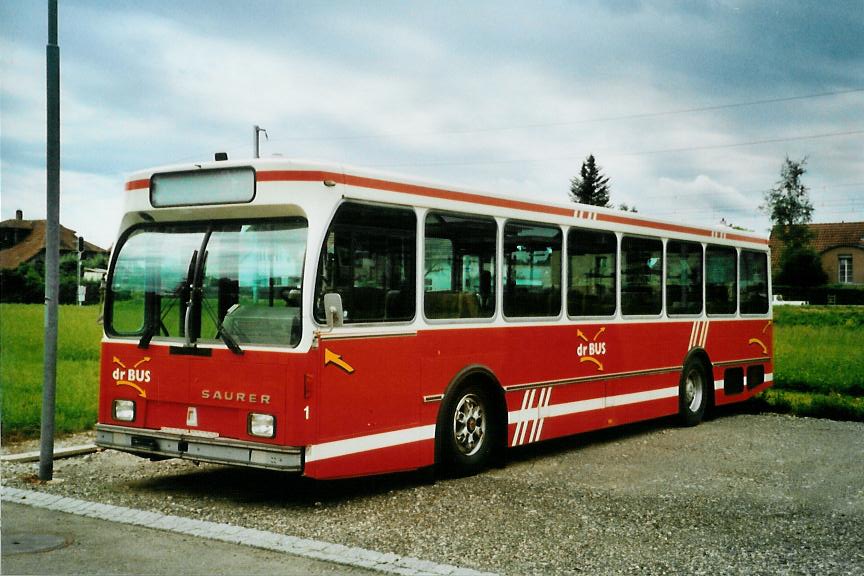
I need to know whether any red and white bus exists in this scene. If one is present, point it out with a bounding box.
[96,158,773,479]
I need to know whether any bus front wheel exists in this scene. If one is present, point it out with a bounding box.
[439,383,498,476]
[678,358,709,426]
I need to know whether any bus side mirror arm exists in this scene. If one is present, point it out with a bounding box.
[323,293,344,328]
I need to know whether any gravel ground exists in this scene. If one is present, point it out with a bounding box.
[3,408,863,575]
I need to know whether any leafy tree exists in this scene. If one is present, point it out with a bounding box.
[762,157,826,287]
[617,203,638,213]
[570,154,611,207]
[775,245,827,287]
[762,156,814,251]
[0,251,108,304]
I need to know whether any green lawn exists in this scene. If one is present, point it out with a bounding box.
[765,306,864,420]
[0,304,103,440]
[1,303,862,440]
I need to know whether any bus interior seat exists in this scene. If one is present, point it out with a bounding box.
[385,288,414,320]
[425,290,482,319]
[348,287,386,321]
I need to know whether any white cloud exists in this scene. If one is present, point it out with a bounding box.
[2,0,860,250]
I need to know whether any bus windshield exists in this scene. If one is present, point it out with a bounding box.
[107,217,307,348]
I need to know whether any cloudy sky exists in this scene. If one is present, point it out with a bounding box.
[2,1,862,248]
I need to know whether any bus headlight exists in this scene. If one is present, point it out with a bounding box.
[113,399,136,422]
[248,413,276,438]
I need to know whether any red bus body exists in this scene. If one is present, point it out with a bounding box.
[96,160,772,479]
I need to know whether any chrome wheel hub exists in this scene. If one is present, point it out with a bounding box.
[685,369,703,413]
[453,393,485,456]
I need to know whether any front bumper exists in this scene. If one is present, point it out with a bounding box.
[96,424,303,472]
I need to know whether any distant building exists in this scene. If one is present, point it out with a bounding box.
[769,221,864,285]
[83,267,108,283]
[0,209,109,270]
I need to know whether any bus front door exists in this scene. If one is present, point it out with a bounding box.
[309,333,421,478]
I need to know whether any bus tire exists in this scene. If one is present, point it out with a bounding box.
[438,383,497,477]
[678,357,709,427]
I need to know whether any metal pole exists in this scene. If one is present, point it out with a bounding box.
[77,240,82,306]
[253,125,267,159]
[40,0,60,481]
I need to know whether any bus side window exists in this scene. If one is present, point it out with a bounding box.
[666,240,703,316]
[740,250,768,314]
[706,245,737,315]
[567,228,616,317]
[314,202,416,324]
[424,211,496,319]
[503,221,562,318]
[621,235,663,316]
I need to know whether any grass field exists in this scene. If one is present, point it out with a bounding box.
[0,304,862,440]
[763,305,864,420]
[0,304,103,440]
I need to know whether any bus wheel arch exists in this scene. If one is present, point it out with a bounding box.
[435,366,506,476]
[678,349,713,426]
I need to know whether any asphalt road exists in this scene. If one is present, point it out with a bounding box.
[1,502,377,576]
[3,408,863,575]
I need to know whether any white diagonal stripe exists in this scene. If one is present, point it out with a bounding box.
[512,390,532,446]
[534,387,552,441]
[517,389,537,445]
[700,320,710,348]
[528,388,548,443]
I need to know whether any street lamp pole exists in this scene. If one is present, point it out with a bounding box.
[254,125,267,158]
[40,0,61,481]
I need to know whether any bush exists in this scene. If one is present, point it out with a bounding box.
[775,245,828,287]
[0,252,106,305]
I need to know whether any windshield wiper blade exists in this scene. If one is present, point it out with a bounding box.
[138,321,157,349]
[139,290,161,349]
[217,324,243,355]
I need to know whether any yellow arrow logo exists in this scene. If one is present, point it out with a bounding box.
[580,356,604,371]
[324,349,355,374]
[112,356,127,369]
[577,329,589,342]
[593,327,606,341]
[133,357,151,368]
[748,338,768,355]
[116,380,147,398]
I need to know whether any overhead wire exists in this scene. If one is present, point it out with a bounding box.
[161,87,863,165]
[268,87,864,143]
[369,129,864,168]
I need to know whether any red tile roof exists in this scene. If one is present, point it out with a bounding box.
[769,221,864,269]
[0,219,108,270]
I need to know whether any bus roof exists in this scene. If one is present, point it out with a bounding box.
[124,157,768,246]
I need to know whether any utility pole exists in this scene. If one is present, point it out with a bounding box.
[254,125,267,158]
[40,0,60,481]
[77,236,84,306]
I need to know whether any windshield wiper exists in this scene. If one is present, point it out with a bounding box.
[138,317,157,349]
[217,324,243,355]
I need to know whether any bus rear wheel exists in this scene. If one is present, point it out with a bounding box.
[678,358,709,426]
[439,384,497,476]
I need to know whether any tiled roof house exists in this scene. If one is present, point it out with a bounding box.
[769,221,864,285]
[0,210,108,271]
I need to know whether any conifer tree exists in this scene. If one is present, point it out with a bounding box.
[569,154,611,207]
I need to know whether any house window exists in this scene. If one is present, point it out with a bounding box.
[839,255,853,284]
